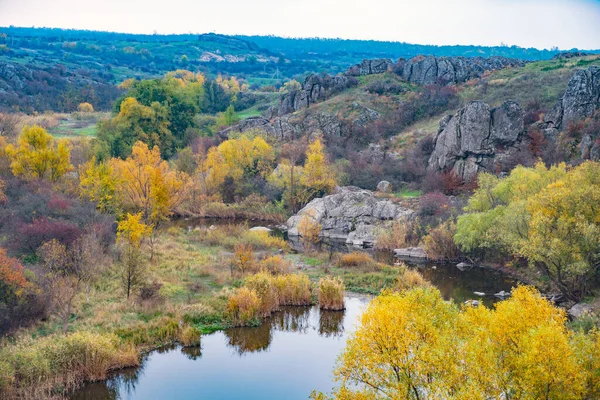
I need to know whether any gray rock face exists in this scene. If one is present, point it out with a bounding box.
[428,100,525,180]
[286,186,413,247]
[276,73,355,116]
[376,180,392,193]
[544,66,600,130]
[400,55,526,85]
[347,59,393,76]
[568,303,595,319]
[393,247,427,260]
[552,52,590,60]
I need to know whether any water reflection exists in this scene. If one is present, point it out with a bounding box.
[72,300,359,400]
[319,310,345,338]
[223,305,341,355]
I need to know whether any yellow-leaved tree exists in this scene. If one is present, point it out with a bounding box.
[5,125,73,182]
[198,133,275,199]
[315,286,598,400]
[111,141,189,226]
[116,213,152,299]
[79,157,118,214]
[301,138,336,198]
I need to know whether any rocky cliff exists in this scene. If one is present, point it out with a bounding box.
[543,66,600,131]
[428,100,525,180]
[286,186,413,247]
[346,59,393,76]
[399,56,526,85]
[275,74,356,116]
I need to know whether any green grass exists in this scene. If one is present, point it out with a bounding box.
[49,117,102,138]
[394,188,422,198]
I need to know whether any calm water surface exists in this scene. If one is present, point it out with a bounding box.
[73,220,517,399]
[72,297,367,400]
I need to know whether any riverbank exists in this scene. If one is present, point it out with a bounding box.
[0,222,527,398]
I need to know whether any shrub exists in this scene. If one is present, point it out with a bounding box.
[179,326,201,347]
[395,265,429,291]
[422,221,460,261]
[227,287,260,326]
[258,255,291,275]
[230,244,257,276]
[375,219,421,250]
[0,331,138,397]
[418,191,450,217]
[273,274,312,306]
[297,214,322,244]
[339,252,373,267]
[245,272,279,317]
[318,276,345,311]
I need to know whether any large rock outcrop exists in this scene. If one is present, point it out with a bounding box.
[428,100,525,180]
[543,66,600,131]
[286,186,413,247]
[276,74,355,116]
[347,59,393,76]
[400,56,526,85]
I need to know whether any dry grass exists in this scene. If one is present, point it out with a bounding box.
[318,276,345,311]
[227,287,261,326]
[0,331,138,398]
[197,224,288,251]
[395,265,430,292]
[273,274,312,306]
[421,221,459,261]
[245,272,280,317]
[258,255,292,275]
[375,218,421,250]
[338,252,381,270]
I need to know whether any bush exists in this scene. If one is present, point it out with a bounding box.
[339,252,373,267]
[245,272,279,317]
[422,221,460,261]
[179,326,201,347]
[0,331,138,397]
[298,214,322,244]
[273,274,312,306]
[227,287,261,326]
[230,244,257,276]
[375,219,421,250]
[395,265,429,291]
[318,276,345,311]
[258,255,291,275]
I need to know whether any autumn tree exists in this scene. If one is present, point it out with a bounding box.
[198,133,275,199]
[0,248,29,333]
[38,233,101,333]
[268,139,307,212]
[117,213,152,299]
[301,138,336,199]
[79,157,118,214]
[111,141,189,227]
[317,286,595,400]
[77,102,94,113]
[455,162,600,301]
[5,125,73,182]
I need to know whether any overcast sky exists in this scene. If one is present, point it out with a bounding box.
[0,0,599,49]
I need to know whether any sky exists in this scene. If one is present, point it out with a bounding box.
[0,0,599,50]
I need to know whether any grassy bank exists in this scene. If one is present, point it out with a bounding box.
[0,224,429,398]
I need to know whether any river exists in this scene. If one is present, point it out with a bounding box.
[71,219,517,399]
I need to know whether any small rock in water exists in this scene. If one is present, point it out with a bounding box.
[456,262,471,271]
[494,290,510,299]
[208,225,217,230]
[431,265,437,270]
[473,292,485,297]
[464,300,480,307]
[250,226,272,232]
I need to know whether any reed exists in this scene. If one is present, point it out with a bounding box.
[318,276,345,311]
[273,274,312,306]
[227,287,261,326]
